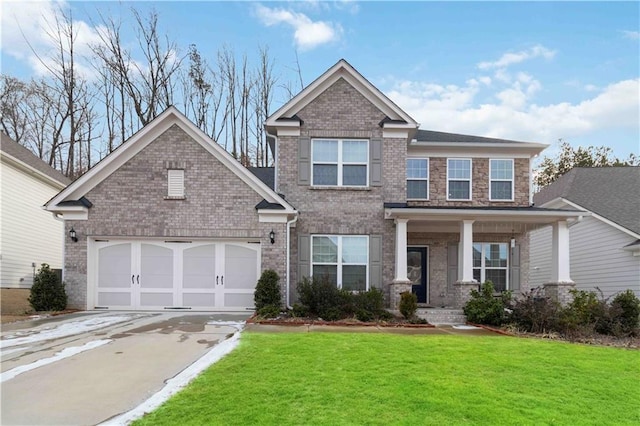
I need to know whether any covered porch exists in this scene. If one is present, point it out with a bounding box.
[384,205,587,309]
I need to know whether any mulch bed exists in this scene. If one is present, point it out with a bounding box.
[247,314,435,328]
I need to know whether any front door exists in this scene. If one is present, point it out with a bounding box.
[407,247,428,304]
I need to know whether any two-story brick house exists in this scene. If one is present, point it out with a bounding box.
[46,59,583,312]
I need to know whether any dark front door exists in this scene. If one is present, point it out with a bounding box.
[407,247,428,304]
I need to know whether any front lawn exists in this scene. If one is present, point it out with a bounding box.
[134,332,639,425]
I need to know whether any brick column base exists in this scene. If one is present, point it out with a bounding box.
[390,280,412,310]
[454,281,480,308]
[543,282,576,306]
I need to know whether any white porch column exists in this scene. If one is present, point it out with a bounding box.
[550,220,573,283]
[458,220,475,282]
[394,218,409,282]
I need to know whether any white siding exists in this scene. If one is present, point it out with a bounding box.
[529,216,640,298]
[0,161,65,288]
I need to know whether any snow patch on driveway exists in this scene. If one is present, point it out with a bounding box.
[0,315,143,349]
[102,322,245,426]
[1,339,112,383]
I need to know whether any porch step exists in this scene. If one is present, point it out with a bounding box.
[417,308,467,325]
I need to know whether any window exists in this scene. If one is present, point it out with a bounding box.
[167,169,184,197]
[473,243,509,292]
[312,139,368,186]
[311,235,368,291]
[490,159,514,201]
[407,158,429,199]
[447,158,472,200]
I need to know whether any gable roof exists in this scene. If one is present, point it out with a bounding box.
[0,132,71,188]
[416,130,535,145]
[45,107,295,214]
[534,166,640,235]
[266,59,418,130]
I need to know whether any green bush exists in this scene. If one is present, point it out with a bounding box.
[254,269,281,311]
[510,287,560,333]
[609,290,640,335]
[399,292,418,320]
[463,281,511,326]
[257,305,281,319]
[353,287,389,321]
[29,263,67,311]
[290,303,308,318]
[297,275,350,321]
[558,289,609,337]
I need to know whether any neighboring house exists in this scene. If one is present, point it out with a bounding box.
[46,60,583,312]
[529,167,640,298]
[1,132,71,287]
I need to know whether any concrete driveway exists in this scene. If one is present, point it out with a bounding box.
[1,311,249,426]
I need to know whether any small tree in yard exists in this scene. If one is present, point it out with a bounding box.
[254,269,281,317]
[29,263,67,311]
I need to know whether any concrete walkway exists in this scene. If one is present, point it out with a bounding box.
[1,312,248,426]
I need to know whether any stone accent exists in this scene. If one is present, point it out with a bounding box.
[454,281,480,308]
[64,124,287,309]
[390,281,412,310]
[543,282,576,306]
[416,309,467,325]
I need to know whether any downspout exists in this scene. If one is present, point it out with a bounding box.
[286,214,298,309]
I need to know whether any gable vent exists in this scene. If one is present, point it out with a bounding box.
[167,169,185,197]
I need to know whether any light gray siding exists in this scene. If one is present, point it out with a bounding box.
[529,216,640,298]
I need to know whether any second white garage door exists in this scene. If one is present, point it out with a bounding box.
[94,240,260,311]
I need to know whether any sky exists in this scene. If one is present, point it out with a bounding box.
[1,1,639,160]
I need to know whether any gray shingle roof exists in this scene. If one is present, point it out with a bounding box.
[415,129,532,144]
[248,167,275,190]
[0,132,71,186]
[534,167,640,235]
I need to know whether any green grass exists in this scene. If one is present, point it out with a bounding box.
[134,332,640,425]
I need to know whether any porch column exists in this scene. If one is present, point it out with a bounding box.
[544,220,575,305]
[391,218,411,310]
[458,220,475,282]
[394,218,409,282]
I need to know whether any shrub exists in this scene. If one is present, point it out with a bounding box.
[609,290,640,335]
[558,289,609,337]
[29,263,67,311]
[290,303,308,318]
[510,287,560,333]
[399,292,418,320]
[254,269,281,311]
[257,305,281,319]
[463,281,511,326]
[297,275,350,321]
[353,288,388,321]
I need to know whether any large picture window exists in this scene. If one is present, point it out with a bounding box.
[312,139,368,186]
[311,235,368,291]
[407,158,429,199]
[473,242,509,292]
[490,159,514,201]
[447,158,472,200]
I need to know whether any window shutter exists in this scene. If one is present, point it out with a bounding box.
[510,244,521,293]
[167,169,184,197]
[369,235,383,289]
[370,138,382,187]
[447,243,458,290]
[298,234,311,282]
[298,137,311,185]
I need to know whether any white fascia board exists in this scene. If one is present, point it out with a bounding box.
[258,210,296,223]
[1,153,68,190]
[384,207,587,223]
[551,198,640,240]
[408,142,546,159]
[276,128,301,137]
[266,60,417,127]
[47,106,295,213]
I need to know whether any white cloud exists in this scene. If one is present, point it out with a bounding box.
[622,30,640,40]
[478,45,556,70]
[254,4,342,51]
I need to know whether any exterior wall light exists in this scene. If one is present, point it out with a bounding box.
[269,229,275,244]
[69,227,78,242]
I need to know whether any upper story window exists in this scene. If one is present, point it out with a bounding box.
[489,159,514,201]
[167,169,185,198]
[311,235,369,291]
[407,158,429,199]
[312,139,368,187]
[447,158,472,200]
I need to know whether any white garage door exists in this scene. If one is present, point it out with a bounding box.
[94,240,260,311]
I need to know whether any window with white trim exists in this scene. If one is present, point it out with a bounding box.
[407,158,429,199]
[447,158,472,200]
[311,235,368,291]
[473,243,509,292]
[312,139,368,186]
[490,159,514,201]
[167,169,185,197]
